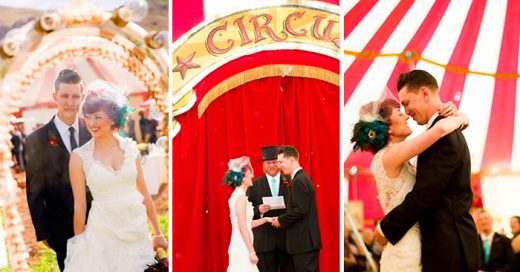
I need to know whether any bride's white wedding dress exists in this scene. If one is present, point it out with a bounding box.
[64,136,155,272]
[371,146,422,271]
[227,188,259,272]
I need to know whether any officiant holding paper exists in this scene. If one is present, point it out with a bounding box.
[247,146,293,272]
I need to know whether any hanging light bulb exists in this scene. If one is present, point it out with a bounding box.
[0,28,24,58]
[145,30,168,49]
[35,11,61,33]
[111,0,149,27]
[125,0,149,22]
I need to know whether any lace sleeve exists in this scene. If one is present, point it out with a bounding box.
[120,137,139,161]
[73,140,93,174]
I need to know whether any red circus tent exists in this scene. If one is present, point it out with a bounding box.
[172,0,340,271]
[344,0,520,229]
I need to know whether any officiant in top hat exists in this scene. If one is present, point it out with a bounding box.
[247,146,293,271]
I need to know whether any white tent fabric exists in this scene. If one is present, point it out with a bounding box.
[21,57,145,109]
[343,0,520,174]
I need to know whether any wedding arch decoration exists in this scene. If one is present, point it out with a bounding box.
[0,0,168,269]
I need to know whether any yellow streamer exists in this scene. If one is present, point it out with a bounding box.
[344,49,520,80]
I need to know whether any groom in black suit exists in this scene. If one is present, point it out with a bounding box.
[25,69,92,271]
[272,146,321,272]
[376,70,480,271]
[247,146,293,272]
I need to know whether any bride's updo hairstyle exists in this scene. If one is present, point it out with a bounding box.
[223,156,253,190]
[81,80,132,129]
[351,99,400,153]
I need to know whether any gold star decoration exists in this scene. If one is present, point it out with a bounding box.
[172,52,201,80]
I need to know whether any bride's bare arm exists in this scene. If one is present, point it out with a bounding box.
[136,155,168,250]
[236,196,258,263]
[69,152,86,235]
[252,216,272,228]
[383,113,469,176]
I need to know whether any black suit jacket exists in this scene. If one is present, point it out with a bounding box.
[380,117,480,272]
[247,174,289,253]
[278,169,322,255]
[25,117,92,242]
[479,233,514,272]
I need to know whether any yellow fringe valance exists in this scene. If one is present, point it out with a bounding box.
[198,64,339,118]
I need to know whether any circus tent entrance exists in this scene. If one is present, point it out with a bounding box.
[171,1,340,271]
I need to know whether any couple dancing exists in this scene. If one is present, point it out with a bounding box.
[25,69,167,271]
[352,70,481,271]
[224,146,321,272]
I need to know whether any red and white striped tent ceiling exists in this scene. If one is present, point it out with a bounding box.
[343,0,520,174]
[21,56,146,109]
[172,0,338,41]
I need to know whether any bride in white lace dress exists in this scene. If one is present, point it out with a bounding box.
[224,156,274,272]
[64,81,168,271]
[351,99,468,271]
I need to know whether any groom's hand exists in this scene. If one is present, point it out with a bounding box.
[374,230,388,246]
[271,217,281,228]
[259,204,270,214]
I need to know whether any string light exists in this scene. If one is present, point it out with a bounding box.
[344,49,520,80]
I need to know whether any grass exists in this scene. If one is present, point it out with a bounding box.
[29,244,59,271]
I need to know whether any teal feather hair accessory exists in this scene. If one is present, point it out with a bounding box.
[115,105,134,129]
[222,170,244,187]
[351,120,388,153]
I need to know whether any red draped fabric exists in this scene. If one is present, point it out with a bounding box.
[172,76,339,271]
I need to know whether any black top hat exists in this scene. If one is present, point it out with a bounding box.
[260,146,280,161]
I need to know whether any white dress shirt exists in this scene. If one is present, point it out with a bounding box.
[291,166,303,180]
[54,115,79,153]
[426,112,439,129]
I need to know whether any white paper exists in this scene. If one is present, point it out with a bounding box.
[262,196,286,210]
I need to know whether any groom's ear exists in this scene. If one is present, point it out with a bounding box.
[420,87,430,102]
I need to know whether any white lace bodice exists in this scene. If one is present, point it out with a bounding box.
[371,147,417,214]
[74,135,141,202]
[371,146,422,271]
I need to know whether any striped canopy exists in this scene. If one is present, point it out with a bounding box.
[21,57,145,109]
[343,0,520,174]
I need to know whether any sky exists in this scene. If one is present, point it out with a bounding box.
[0,0,128,11]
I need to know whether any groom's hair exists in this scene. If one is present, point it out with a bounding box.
[397,70,438,93]
[55,68,83,92]
[278,145,299,160]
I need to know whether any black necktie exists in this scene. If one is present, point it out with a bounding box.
[69,127,78,151]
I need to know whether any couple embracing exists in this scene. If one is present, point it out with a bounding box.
[352,70,481,271]
[25,69,168,271]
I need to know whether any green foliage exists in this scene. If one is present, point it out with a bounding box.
[153,210,170,241]
[29,244,59,271]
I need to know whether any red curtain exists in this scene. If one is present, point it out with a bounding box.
[173,76,339,271]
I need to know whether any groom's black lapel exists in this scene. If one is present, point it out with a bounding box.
[48,117,69,155]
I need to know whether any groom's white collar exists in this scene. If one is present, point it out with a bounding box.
[426,112,439,129]
[291,167,303,180]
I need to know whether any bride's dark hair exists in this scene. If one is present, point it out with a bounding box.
[351,99,400,153]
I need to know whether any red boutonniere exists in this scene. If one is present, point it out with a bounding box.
[281,173,292,188]
[48,131,59,147]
